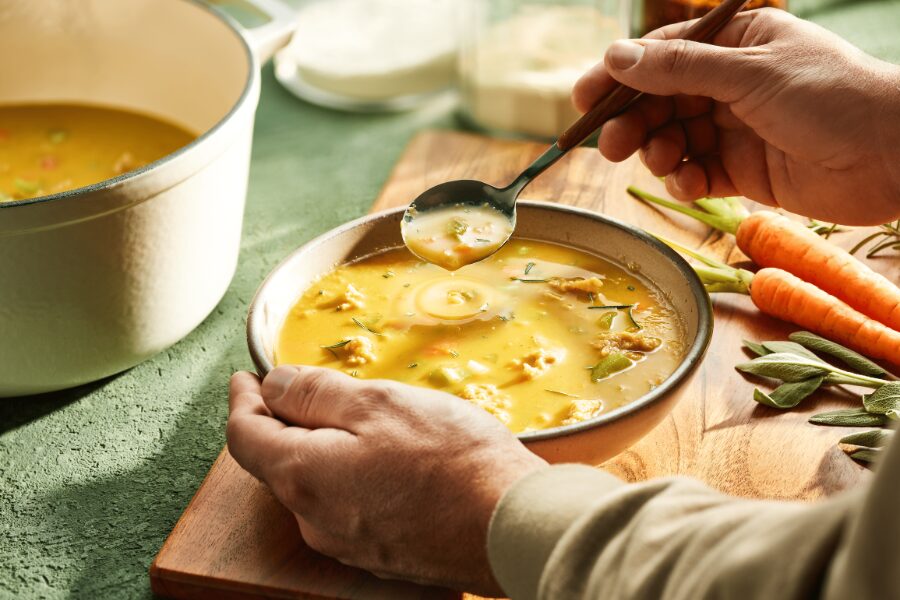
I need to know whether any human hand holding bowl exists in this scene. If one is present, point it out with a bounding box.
[226,366,546,595]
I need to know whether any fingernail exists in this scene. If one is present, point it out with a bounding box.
[669,173,686,197]
[263,365,299,400]
[608,40,645,70]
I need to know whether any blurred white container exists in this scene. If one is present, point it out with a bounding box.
[460,0,629,139]
[274,0,460,112]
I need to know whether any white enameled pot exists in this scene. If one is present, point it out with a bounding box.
[0,0,295,396]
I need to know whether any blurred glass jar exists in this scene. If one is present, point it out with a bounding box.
[459,0,629,139]
[273,0,460,112]
[635,0,787,36]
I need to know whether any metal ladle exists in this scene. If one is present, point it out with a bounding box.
[402,0,752,265]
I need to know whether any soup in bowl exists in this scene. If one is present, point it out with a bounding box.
[248,202,712,464]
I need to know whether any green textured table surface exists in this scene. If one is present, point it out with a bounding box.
[2,2,900,598]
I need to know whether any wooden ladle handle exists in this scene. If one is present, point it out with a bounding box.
[556,0,753,152]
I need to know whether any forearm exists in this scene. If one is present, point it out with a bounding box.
[487,451,896,600]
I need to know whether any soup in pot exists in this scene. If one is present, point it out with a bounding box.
[276,239,685,433]
[0,103,196,202]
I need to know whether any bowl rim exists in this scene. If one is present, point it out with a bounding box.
[247,201,713,443]
[0,0,257,211]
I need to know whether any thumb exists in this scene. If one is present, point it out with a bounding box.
[604,38,768,103]
[261,365,369,432]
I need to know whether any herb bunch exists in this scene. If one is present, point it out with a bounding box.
[850,220,900,258]
[739,331,898,466]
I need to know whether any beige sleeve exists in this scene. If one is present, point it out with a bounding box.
[488,435,900,600]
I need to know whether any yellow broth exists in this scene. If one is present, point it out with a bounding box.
[402,203,514,270]
[0,103,196,202]
[276,240,685,433]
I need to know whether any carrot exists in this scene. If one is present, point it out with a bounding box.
[630,187,900,332]
[738,212,900,331]
[660,237,900,368]
[750,268,900,367]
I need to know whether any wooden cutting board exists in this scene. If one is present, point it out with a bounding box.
[151,130,896,599]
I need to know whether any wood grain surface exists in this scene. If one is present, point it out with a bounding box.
[151,130,897,599]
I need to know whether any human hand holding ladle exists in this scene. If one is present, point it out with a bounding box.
[401,0,752,271]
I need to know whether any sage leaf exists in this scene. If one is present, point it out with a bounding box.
[788,331,887,377]
[761,341,822,362]
[862,382,900,419]
[753,388,781,408]
[849,448,881,464]
[809,408,887,427]
[591,352,632,381]
[752,376,825,409]
[743,339,770,357]
[825,373,871,386]
[839,429,894,447]
[736,352,830,382]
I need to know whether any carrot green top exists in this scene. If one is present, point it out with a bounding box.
[628,186,749,235]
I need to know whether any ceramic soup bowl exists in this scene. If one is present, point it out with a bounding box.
[247,202,713,465]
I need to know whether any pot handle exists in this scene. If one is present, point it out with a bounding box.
[222,0,297,63]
